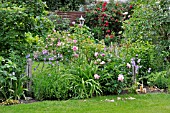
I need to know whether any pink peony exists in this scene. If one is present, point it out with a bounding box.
[57,42,61,46]
[72,46,78,51]
[100,53,105,57]
[118,74,124,82]
[73,40,77,43]
[94,74,100,79]
[73,53,79,58]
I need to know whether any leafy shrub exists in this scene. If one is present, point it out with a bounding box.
[0,0,53,100]
[47,12,70,31]
[43,0,85,11]
[123,0,170,62]
[0,56,28,100]
[147,71,168,89]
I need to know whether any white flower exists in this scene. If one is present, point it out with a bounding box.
[94,52,99,57]
[72,21,75,25]
[126,63,131,68]
[123,12,128,15]
[100,61,105,65]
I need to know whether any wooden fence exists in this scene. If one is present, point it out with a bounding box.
[54,11,86,25]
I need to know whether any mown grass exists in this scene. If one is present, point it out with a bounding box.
[0,93,170,113]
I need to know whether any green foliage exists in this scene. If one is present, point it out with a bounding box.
[32,64,75,100]
[43,0,85,11]
[47,12,70,31]
[123,0,170,61]
[0,56,28,100]
[0,0,53,101]
[85,1,133,44]
[147,71,168,89]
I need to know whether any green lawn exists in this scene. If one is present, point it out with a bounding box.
[1,93,170,113]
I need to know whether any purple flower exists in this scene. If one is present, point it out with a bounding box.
[131,58,136,66]
[44,58,46,61]
[26,54,30,59]
[42,50,48,55]
[49,57,54,61]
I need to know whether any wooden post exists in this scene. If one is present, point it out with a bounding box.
[26,58,32,96]
[132,65,136,84]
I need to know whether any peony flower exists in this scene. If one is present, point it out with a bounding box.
[57,42,61,46]
[100,53,105,57]
[94,74,100,79]
[73,53,79,58]
[100,61,105,65]
[72,46,78,51]
[127,63,131,68]
[118,74,124,82]
[73,40,77,43]
[94,52,99,57]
